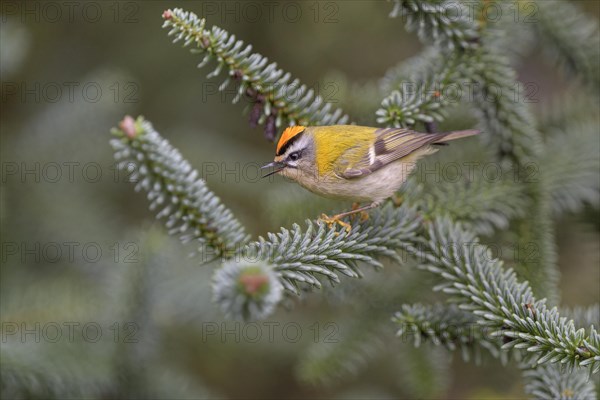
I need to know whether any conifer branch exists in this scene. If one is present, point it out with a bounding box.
[393,303,504,363]
[405,218,600,373]
[212,259,283,320]
[108,6,598,391]
[379,45,543,164]
[542,121,600,215]
[523,364,598,400]
[487,3,535,62]
[161,8,349,140]
[395,302,600,393]
[467,48,542,164]
[241,205,421,295]
[466,45,557,304]
[379,48,440,95]
[376,52,463,128]
[213,205,598,371]
[511,89,600,306]
[389,0,479,51]
[534,0,600,95]
[110,116,250,258]
[402,173,528,236]
[385,4,542,164]
[461,46,558,303]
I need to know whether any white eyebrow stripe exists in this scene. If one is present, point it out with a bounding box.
[284,135,308,157]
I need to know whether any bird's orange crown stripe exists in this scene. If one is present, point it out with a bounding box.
[276,126,306,155]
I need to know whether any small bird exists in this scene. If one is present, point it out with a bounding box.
[262,125,479,231]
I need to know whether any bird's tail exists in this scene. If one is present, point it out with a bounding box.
[435,129,480,143]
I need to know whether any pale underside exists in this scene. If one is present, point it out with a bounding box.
[281,146,437,203]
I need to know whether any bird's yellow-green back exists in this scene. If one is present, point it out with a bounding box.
[310,125,377,175]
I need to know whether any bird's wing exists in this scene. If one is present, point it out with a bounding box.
[333,128,448,179]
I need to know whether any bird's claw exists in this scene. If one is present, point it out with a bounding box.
[319,213,352,233]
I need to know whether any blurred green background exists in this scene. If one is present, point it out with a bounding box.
[1,1,599,398]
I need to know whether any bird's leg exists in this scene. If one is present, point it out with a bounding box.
[348,202,361,222]
[333,201,380,219]
[319,214,352,233]
[319,202,381,233]
[348,202,372,222]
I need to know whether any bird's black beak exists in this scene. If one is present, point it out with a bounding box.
[261,161,286,178]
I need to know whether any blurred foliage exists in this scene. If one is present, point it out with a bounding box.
[1,1,599,399]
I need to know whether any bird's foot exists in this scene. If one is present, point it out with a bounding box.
[319,213,352,233]
[349,202,363,222]
[319,202,381,233]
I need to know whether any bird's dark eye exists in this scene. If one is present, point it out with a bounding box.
[289,151,300,161]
